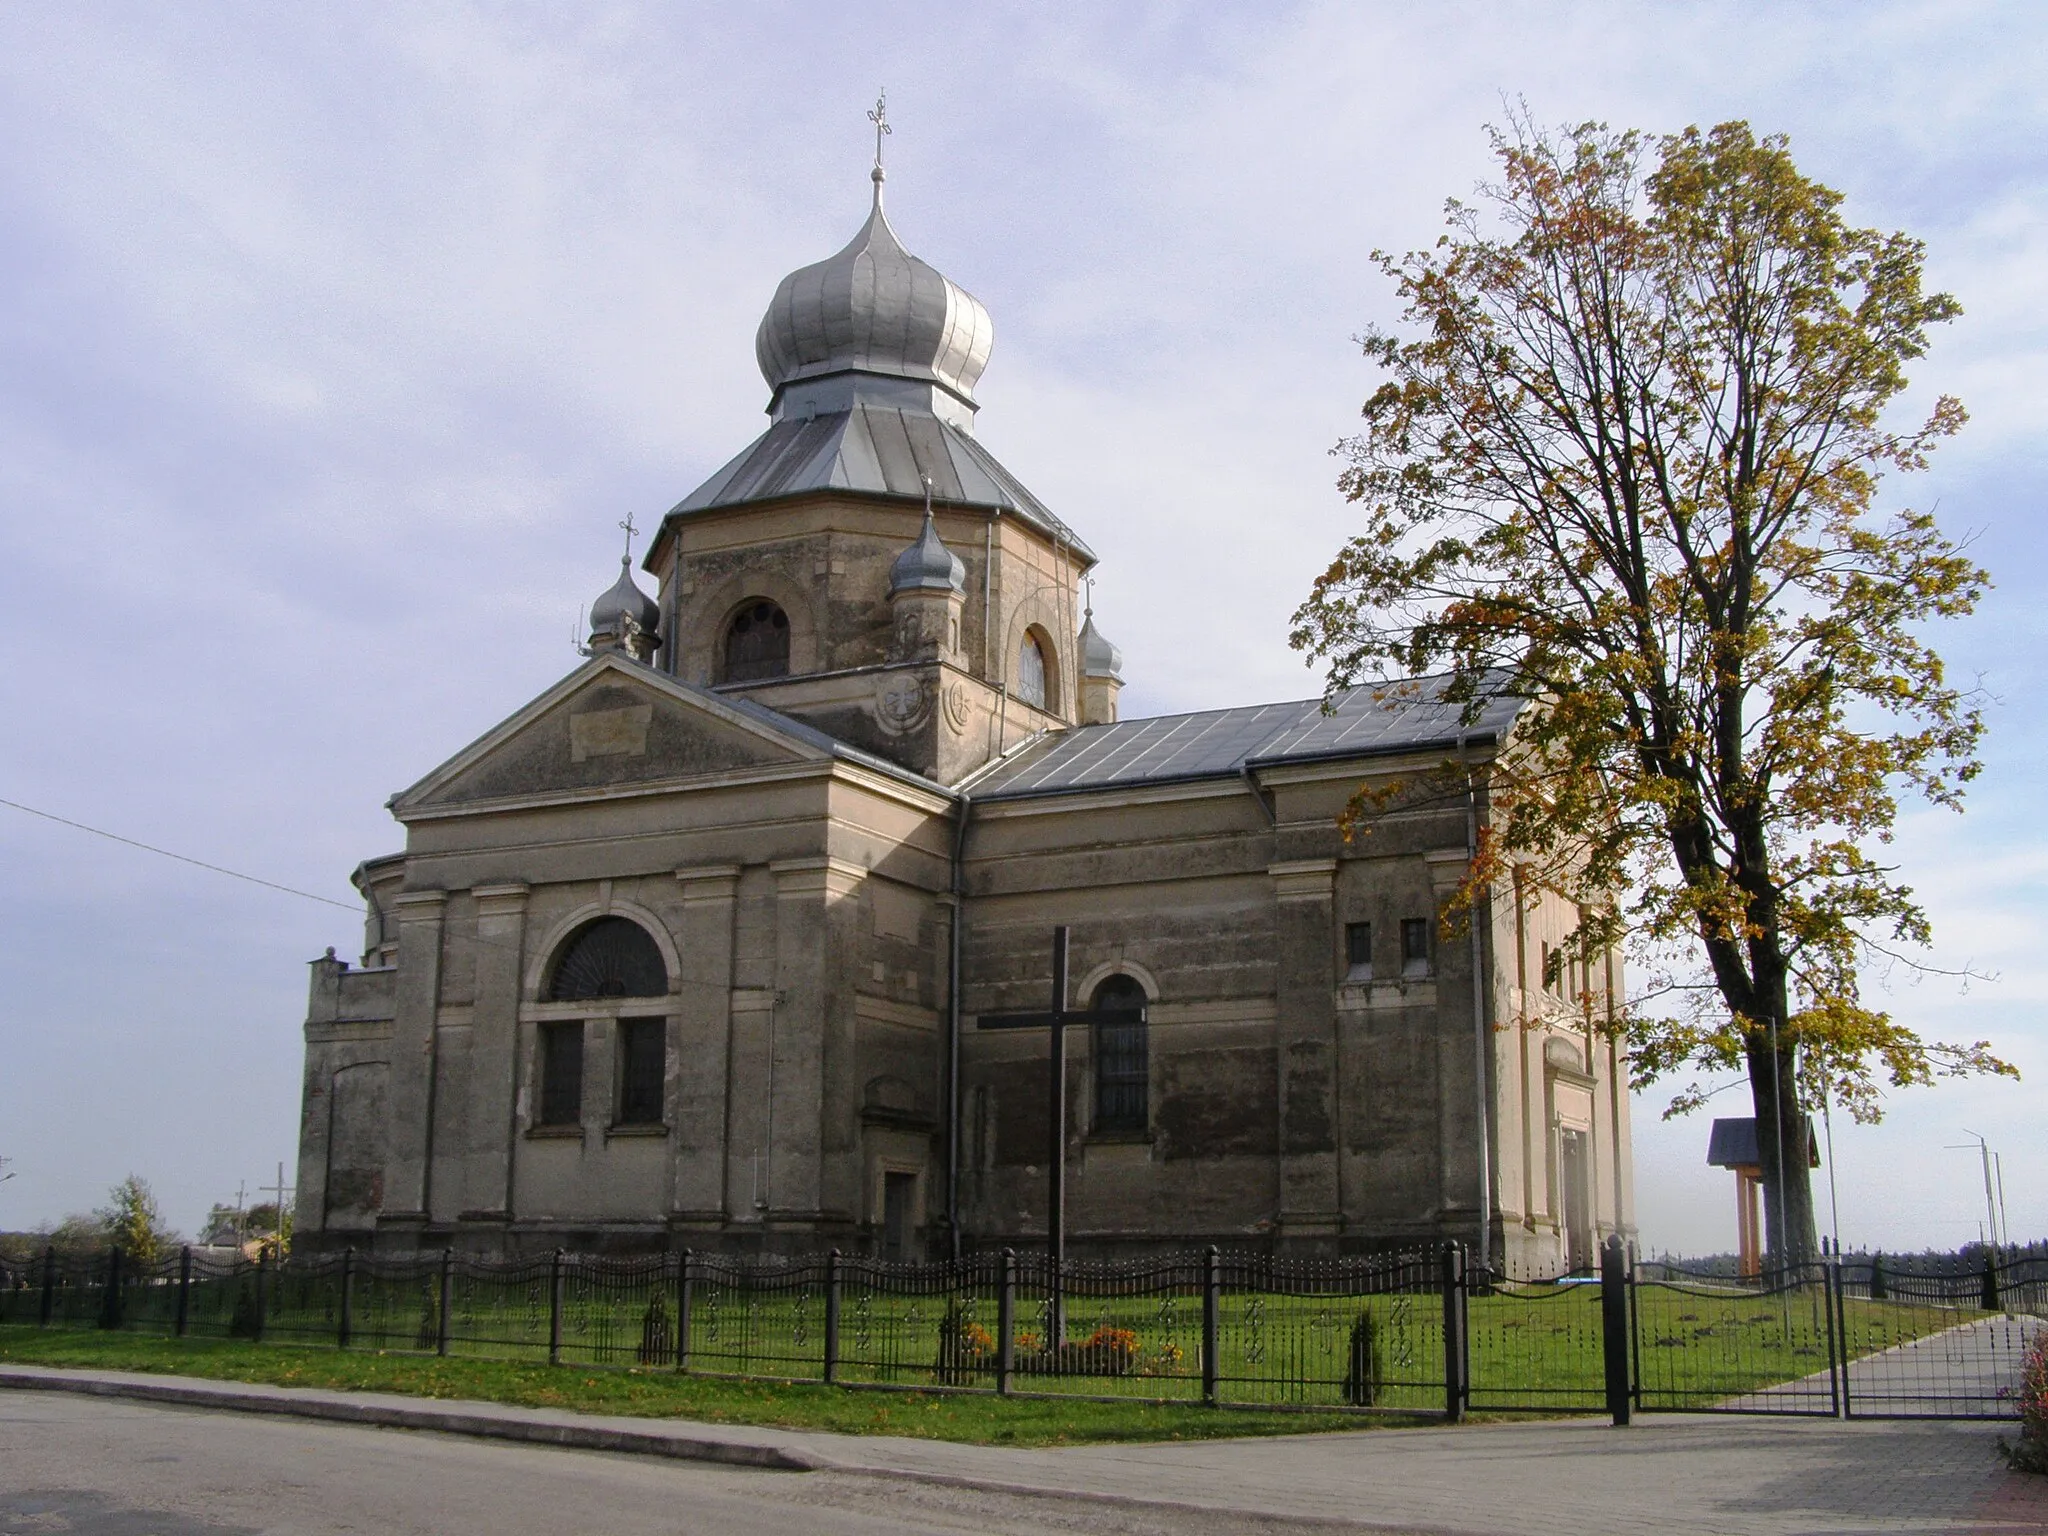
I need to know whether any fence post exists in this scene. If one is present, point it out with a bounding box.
[175,1246,192,1338]
[1440,1243,1467,1423]
[1980,1252,2001,1313]
[1202,1245,1221,1408]
[253,1247,268,1342]
[1600,1234,1631,1426]
[547,1249,564,1366]
[997,1249,1016,1397]
[1835,1253,1851,1417]
[436,1248,454,1357]
[339,1247,355,1349]
[99,1247,122,1331]
[39,1245,55,1327]
[1835,1252,1854,1418]
[675,1250,692,1373]
[823,1249,842,1385]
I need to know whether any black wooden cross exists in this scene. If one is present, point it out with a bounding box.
[976,925,1147,1331]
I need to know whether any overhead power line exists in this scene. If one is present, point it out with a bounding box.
[0,796,357,912]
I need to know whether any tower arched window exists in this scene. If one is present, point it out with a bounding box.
[724,600,790,682]
[1017,631,1049,710]
[547,916,667,1001]
[1090,974,1149,1137]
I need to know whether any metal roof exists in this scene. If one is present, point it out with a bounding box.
[1706,1117,1821,1169]
[665,400,1094,560]
[755,194,993,411]
[970,681,1525,800]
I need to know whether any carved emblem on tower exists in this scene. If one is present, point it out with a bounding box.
[941,680,971,732]
[875,673,933,735]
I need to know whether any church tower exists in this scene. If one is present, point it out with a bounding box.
[643,147,1103,785]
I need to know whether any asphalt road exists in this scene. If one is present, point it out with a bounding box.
[0,1392,1377,1536]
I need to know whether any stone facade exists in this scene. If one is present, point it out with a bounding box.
[293,179,1633,1272]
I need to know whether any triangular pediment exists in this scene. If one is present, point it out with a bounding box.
[393,656,826,816]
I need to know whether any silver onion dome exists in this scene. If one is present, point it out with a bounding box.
[890,507,966,595]
[590,557,661,637]
[1079,609,1122,679]
[754,187,994,414]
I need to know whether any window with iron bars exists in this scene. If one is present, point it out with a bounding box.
[1090,974,1149,1136]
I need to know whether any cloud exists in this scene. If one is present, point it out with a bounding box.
[1,2,2043,1249]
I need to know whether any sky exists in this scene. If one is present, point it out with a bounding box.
[0,2,2042,1256]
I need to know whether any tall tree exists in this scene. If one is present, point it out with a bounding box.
[1293,117,2014,1261]
[96,1174,174,1269]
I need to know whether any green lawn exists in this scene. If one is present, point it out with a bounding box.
[5,1270,1969,1430]
[0,1327,1408,1446]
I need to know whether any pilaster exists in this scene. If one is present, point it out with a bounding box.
[381,889,447,1233]
[1270,858,1341,1242]
[768,856,865,1228]
[672,865,741,1226]
[463,882,529,1220]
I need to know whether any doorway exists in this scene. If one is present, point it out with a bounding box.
[1560,1129,1592,1271]
[882,1171,917,1262]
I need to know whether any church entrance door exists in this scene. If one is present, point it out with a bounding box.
[883,1171,916,1261]
[1560,1129,1592,1271]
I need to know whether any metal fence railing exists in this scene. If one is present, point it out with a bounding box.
[2,1239,2039,1422]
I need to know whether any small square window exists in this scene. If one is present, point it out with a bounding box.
[1344,921,1373,980]
[616,1018,666,1126]
[1401,918,1431,977]
[538,1022,584,1126]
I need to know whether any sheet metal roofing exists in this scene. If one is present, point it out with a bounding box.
[667,402,1092,559]
[755,198,993,409]
[970,682,1524,800]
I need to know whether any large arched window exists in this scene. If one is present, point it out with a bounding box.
[547,916,667,1001]
[1090,974,1149,1136]
[1017,631,1049,710]
[723,599,790,682]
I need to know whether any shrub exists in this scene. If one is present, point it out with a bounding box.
[933,1300,993,1383]
[638,1295,671,1366]
[2002,1331,2048,1475]
[1016,1325,1140,1377]
[228,1282,260,1340]
[414,1285,439,1351]
[1344,1309,1383,1407]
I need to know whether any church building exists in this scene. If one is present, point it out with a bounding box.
[293,150,1634,1273]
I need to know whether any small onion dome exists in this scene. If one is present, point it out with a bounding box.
[755,197,994,411]
[889,508,966,595]
[590,557,661,638]
[1079,610,1122,679]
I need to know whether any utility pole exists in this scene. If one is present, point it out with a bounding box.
[263,1162,293,1253]
[1953,1131,2002,1255]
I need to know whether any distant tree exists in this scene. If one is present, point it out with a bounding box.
[96,1175,176,1268]
[1293,115,2015,1262]
[45,1213,110,1259]
[246,1201,292,1260]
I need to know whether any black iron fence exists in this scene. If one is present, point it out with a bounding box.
[2,1240,2040,1422]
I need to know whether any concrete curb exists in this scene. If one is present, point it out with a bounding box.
[0,1365,828,1472]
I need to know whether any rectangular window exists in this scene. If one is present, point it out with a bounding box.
[538,1022,584,1126]
[1401,917,1431,977]
[616,1018,666,1126]
[1093,1019,1149,1136]
[1344,921,1373,979]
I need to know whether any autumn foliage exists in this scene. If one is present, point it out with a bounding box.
[1293,116,2014,1259]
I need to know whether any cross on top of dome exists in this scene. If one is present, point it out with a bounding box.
[753,98,994,427]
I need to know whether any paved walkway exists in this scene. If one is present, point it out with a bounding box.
[1736,1313,2045,1417]
[5,1363,2044,1534]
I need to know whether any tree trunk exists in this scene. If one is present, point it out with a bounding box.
[1745,1030,1817,1265]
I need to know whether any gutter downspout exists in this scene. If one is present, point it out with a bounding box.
[1462,733,1493,1273]
[946,794,971,1262]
